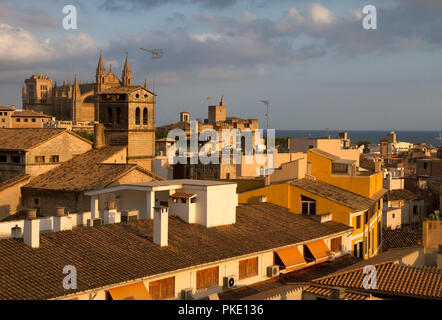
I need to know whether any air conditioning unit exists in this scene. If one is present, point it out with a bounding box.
[181,288,193,300]
[223,276,236,289]
[267,265,280,277]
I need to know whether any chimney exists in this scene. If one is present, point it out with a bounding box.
[24,209,40,248]
[94,123,105,149]
[264,174,271,186]
[330,287,346,300]
[53,207,72,232]
[154,207,168,247]
[259,195,267,203]
[103,202,121,225]
[374,159,382,173]
[11,225,22,239]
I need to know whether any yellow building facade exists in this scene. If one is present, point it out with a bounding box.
[239,149,386,260]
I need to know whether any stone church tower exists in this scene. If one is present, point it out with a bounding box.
[96,82,156,172]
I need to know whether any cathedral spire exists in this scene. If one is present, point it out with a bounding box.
[220,96,225,106]
[73,74,80,96]
[122,55,132,86]
[97,51,105,75]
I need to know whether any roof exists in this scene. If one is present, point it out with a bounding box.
[387,189,418,201]
[23,146,161,192]
[0,105,13,111]
[303,284,376,300]
[382,227,423,251]
[169,191,196,199]
[0,174,30,192]
[0,129,68,151]
[309,148,340,161]
[11,110,52,118]
[330,246,423,274]
[99,86,153,95]
[312,261,442,299]
[0,203,351,300]
[290,179,377,211]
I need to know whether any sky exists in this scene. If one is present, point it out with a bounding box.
[0,0,441,130]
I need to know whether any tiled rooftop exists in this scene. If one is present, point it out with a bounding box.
[0,203,351,300]
[23,146,161,192]
[0,128,66,151]
[312,261,442,299]
[290,178,382,211]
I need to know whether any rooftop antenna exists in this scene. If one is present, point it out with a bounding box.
[139,48,163,96]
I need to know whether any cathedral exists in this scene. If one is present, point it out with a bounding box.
[21,53,148,122]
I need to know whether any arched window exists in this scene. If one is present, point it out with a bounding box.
[116,107,121,125]
[143,108,148,125]
[107,107,113,124]
[135,107,140,125]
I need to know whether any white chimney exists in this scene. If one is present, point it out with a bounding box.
[259,195,267,203]
[53,207,73,232]
[11,225,22,239]
[154,207,168,247]
[24,209,39,248]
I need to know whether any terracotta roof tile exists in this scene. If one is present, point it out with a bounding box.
[290,179,378,211]
[382,227,423,251]
[312,262,442,299]
[23,146,160,191]
[0,128,66,151]
[0,203,351,300]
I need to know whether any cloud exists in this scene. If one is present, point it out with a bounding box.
[0,3,59,29]
[100,0,240,11]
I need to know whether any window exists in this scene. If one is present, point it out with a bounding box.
[364,211,368,224]
[0,155,6,163]
[330,237,342,252]
[24,118,28,122]
[116,107,121,125]
[33,198,40,206]
[423,162,428,170]
[301,195,316,215]
[148,277,175,300]
[49,155,59,163]
[377,200,381,211]
[392,213,395,219]
[368,231,371,250]
[35,156,45,164]
[332,163,348,174]
[180,198,186,204]
[413,205,418,215]
[16,118,20,122]
[143,108,148,125]
[135,108,140,125]
[196,266,219,290]
[356,215,361,229]
[239,257,258,280]
[107,107,113,124]
[191,197,196,204]
[32,118,36,122]
[11,155,20,163]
